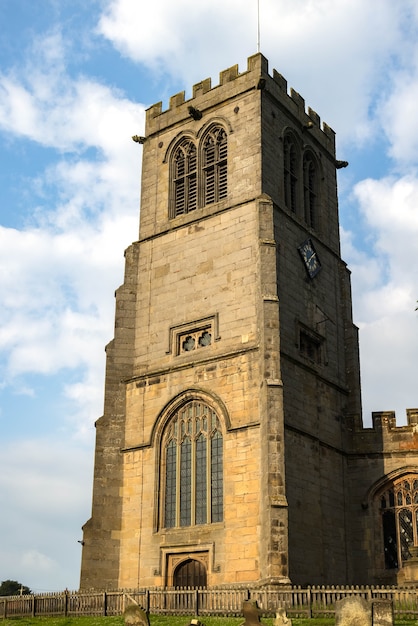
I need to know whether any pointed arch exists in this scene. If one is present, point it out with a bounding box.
[366,467,418,570]
[169,136,198,217]
[303,149,318,228]
[154,390,228,531]
[200,124,228,206]
[283,132,299,213]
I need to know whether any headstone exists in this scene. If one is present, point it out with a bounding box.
[240,600,263,626]
[335,596,372,626]
[123,604,150,626]
[372,600,393,626]
[273,607,292,626]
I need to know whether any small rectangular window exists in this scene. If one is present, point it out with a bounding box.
[167,314,220,356]
[299,329,322,364]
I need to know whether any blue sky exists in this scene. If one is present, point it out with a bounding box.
[1,0,418,592]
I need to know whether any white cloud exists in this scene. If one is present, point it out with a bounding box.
[1,0,418,592]
[379,77,418,165]
[0,29,144,436]
[354,176,418,287]
[0,438,92,590]
[99,0,250,74]
[22,551,56,573]
[346,175,418,422]
[98,0,418,149]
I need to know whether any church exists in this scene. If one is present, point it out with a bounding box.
[79,54,418,590]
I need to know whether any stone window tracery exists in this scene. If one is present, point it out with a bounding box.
[167,315,219,356]
[170,125,227,218]
[179,328,212,353]
[380,475,418,569]
[162,400,223,529]
[283,134,320,230]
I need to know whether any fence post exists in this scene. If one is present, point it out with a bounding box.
[307,586,312,619]
[193,589,197,616]
[64,589,69,617]
[32,595,36,618]
[103,592,107,616]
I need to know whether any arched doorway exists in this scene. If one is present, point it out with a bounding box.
[173,558,207,588]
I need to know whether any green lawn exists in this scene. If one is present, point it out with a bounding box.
[0,616,415,626]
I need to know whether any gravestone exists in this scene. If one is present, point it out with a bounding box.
[372,600,393,626]
[273,607,292,626]
[123,604,150,626]
[335,596,372,626]
[240,600,263,626]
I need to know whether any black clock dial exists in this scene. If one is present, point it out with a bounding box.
[298,238,321,279]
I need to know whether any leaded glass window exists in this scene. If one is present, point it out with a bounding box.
[164,440,177,528]
[211,430,223,523]
[380,475,418,569]
[162,400,223,528]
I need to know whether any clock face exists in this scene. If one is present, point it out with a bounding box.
[298,238,321,279]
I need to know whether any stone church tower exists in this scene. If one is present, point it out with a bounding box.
[80,54,418,589]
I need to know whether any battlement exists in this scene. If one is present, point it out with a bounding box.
[350,409,418,431]
[347,409,418,454]
[145,53,335,147]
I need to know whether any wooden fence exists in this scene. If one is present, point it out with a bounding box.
[1,586,418,620]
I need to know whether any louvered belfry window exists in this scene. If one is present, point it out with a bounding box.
[163,400,223,528]
[203,127,227,205]
[284,135,297,213]
[303,152,317,228]
[170,126,227,218]
[173,139,197,217]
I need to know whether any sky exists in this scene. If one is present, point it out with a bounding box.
[0,0,417,593]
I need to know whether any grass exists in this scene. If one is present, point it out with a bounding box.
[0,616,415,626]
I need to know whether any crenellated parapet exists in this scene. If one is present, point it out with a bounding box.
[145,53,335,155]
[347,409,418,454]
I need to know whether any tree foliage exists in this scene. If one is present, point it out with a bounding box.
[0,579,31,596]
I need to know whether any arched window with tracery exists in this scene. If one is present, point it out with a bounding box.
[202,127,227,206]
[380,475,418,569]
[171,138,197,217]
[162,400,223,528]
[303,151,317,228]
[283,135,297,213]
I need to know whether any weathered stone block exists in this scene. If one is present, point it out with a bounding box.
[335,596,371,626]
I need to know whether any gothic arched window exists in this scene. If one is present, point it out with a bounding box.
[171,138,197,217]
[380,476,418,569]
[202,126,227,206]
[283,135,298,213]
[303,151,317,228]
[162,400,223,528]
